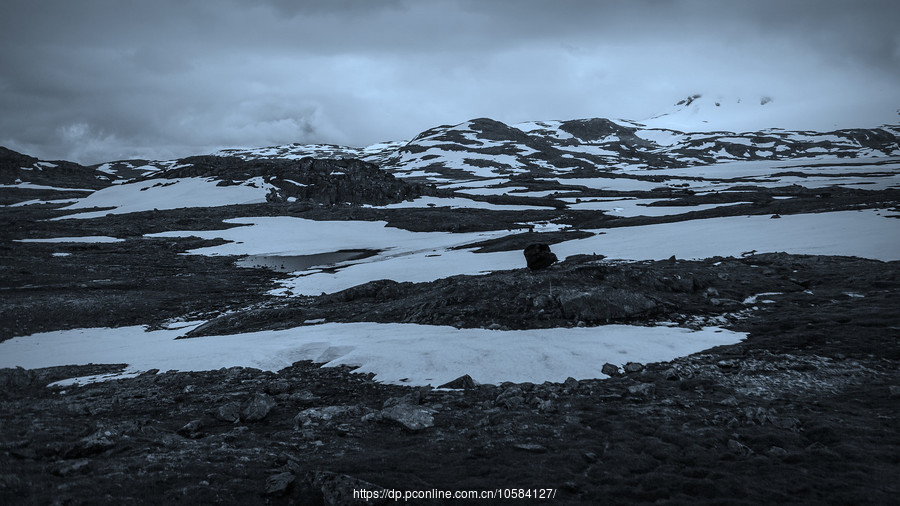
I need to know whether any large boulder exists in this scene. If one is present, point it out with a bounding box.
[523,243,558,271]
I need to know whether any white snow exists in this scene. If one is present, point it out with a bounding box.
[634,129,685,147]
[556,145,619,157]
[95,163,116,175]
[552,209,900,262]
[56,177,274,219]
[0,322,745,387]
[378,196,553,211]
[562,198,750,216]
[544,177,667,192]
[148,216,526,295]
[14,236,124,243]
[6,198,79,207]
[0,183,95,192]
[145,209,899,297]
[457,186,530,196]
[437,178,509,189]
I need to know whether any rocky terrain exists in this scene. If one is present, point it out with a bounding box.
[2,113,899,504]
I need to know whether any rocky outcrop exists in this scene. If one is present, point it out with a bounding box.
[154,155,435,206]
[523,243,558,270]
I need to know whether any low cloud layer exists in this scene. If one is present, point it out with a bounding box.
[2,0,898,163]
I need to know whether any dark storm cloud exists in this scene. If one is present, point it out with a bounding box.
[1,0,898,163]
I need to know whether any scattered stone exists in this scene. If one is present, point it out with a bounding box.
[241,393,276,422]
[264,380,292,396]
[601,363,621,377]
[623,362,644,374]
[663,368,680,381]
[727,439,753,456]
[564,377,579,390]
[380,403,434,431]
[627,383,655,397]
[216,402,242,423]
[537,399,557,413]
[583,451,599,463]
[65,432,115,459]
[294,471,389,506]
[295,405,359,428]
[498,395,525,410]
[51,459,91,477]
[771,214,782,219]
[289,390,318,403]
[557,289,658,322]
[889,385,900,399]
[265,472,296,497]
[438,374,478,389]
[523,243,558,270]
[0,367,35,388]
[532,294,553,308]
[767,446,789,457]
[177,419,206,438]
[513,443,548,453]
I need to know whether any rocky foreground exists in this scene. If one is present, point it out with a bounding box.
[1,250,898,505]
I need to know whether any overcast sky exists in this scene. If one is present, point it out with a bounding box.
[2,0,898,164]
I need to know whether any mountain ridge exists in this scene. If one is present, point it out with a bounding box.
[2,117,899,192]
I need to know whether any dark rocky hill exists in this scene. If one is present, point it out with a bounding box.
[0,147,110,190]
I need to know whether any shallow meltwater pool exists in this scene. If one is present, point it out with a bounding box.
[235,249,379,272]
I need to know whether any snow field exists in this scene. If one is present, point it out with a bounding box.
[0,322,745,387]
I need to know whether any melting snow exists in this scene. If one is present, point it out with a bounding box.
[0,323,745,387]
[14,236,124,243]
[56,177,274,219]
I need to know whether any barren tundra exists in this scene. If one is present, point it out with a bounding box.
[2,113,899,504]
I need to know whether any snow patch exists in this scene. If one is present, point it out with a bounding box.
[0,323,745,387]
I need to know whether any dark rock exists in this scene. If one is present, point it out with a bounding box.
[627,383,655,397]
[563,377,579,390]
[294,470,389,506]
[438,374,478,389]
[523,243,558,270]
[50,459,91,477]
[380,404,434,431]
[216,402,242,423]
[623,362,644,374]
[513,443,548,453]
[601,363,621,377]
[663,368,680,381]
[0,367,34,388]
[265,472,296,497]
[767,446,789,457]
[537,399,557,413]
[727,439,753,456]
[557,289,658,322]
[295,405,359,428]
[498,395,525,409]
[889,385,900,399]
[177,419,206,438]
[264,380,292,395]
[241,393,276,422]
[65,432,115,459]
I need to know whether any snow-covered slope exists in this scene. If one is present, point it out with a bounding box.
[379,117,900,184]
